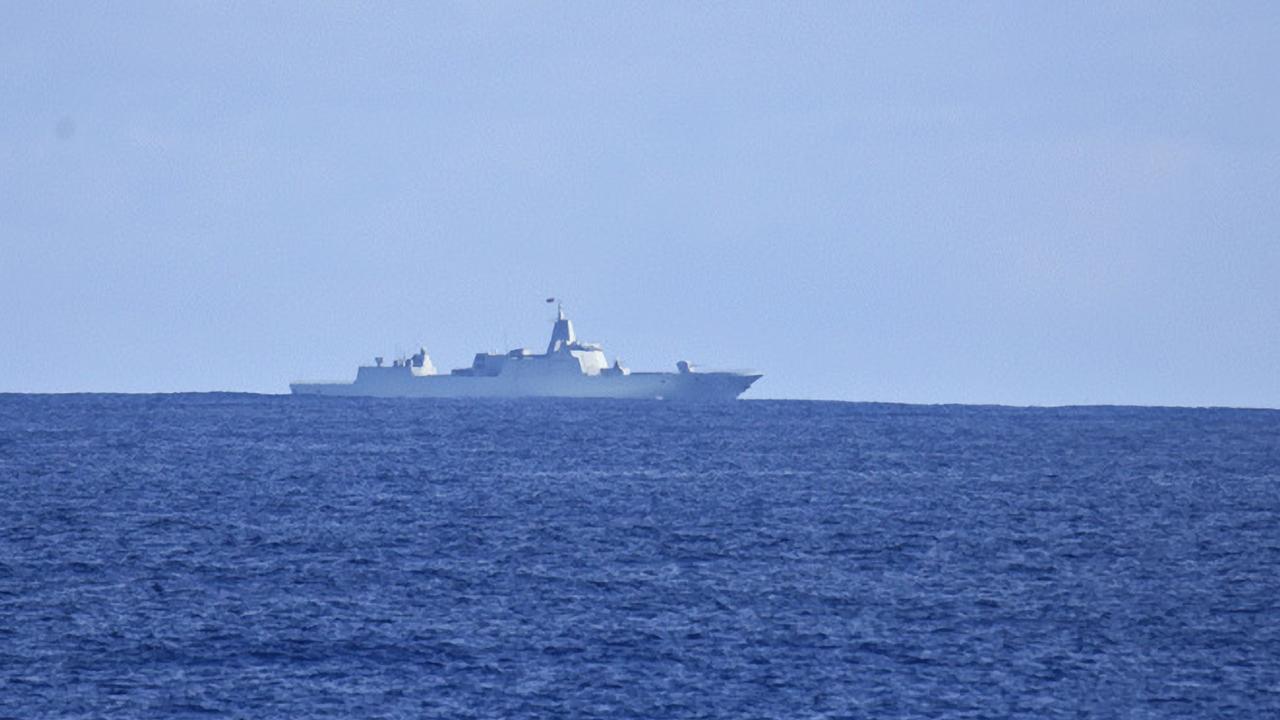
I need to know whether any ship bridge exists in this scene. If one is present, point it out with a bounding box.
[451,304,608,376]
[545,304,607,374]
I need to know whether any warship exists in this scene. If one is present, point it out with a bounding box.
[290,303,761,400]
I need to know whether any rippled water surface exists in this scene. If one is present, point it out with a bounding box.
[2,395,1279,718]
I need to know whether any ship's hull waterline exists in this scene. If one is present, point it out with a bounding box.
[291,369,760,401]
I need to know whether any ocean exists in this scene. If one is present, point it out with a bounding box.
[2,394,1278,718]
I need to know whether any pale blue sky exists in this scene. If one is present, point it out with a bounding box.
[3,2,1277,405]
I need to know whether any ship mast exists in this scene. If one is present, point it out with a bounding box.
[545,297,575,353]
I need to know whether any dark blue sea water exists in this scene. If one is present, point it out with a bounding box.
[2,395,1278,718]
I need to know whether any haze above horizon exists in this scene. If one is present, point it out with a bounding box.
[3,3,1277,406]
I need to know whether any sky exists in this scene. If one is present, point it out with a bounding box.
[2,2,1278,406]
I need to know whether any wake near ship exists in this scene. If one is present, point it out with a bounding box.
[290,303,761,400]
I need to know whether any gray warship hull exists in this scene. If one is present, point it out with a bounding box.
[289,304,761,401]
[291,367,760,400]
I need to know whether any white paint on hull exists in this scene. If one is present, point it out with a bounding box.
[290,368,760,400]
